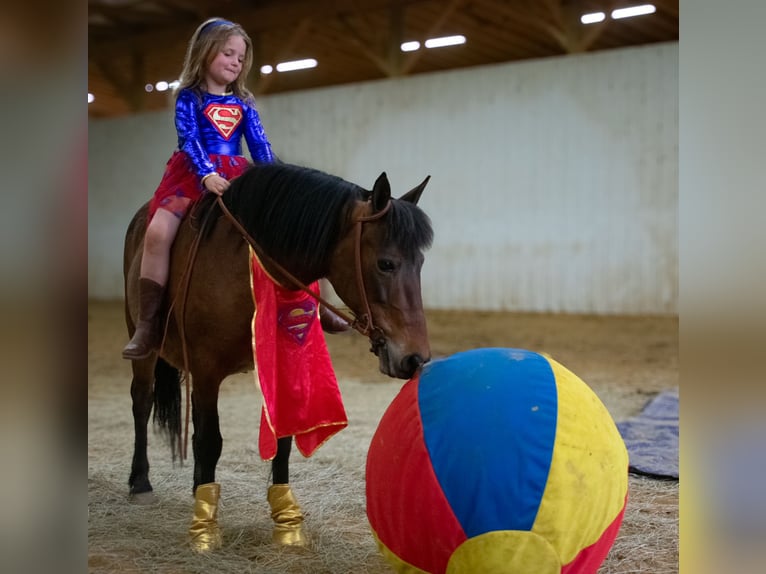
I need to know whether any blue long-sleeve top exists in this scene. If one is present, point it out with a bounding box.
[175,88,275,180]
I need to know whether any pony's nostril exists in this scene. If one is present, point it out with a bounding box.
[403,354,426,377]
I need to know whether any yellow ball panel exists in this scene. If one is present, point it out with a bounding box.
[532,357,629,564]
[446,531,561,574]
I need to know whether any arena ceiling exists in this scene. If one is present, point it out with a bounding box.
[88,0,678,118]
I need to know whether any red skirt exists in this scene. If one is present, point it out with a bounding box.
[148,151,250,219]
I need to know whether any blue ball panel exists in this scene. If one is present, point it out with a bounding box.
[417,348,558,536]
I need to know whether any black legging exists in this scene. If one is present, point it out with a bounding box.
[271,436,292,484]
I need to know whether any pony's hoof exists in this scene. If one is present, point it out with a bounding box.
[129,491,158,505]
[272,526,310,547]
[190,528,223,553]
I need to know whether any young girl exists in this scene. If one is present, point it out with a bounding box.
[123,17,275,360]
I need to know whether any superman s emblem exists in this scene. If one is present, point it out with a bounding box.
[277,300,317,345]
[204,103,243,139]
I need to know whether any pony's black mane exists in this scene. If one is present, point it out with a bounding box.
[212,162,433,275]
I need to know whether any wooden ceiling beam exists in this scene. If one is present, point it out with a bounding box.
[88,0,680,118]
[159,0,209,19]
[657,0,679,19]
[335,1,413,78]
[642,11,680,38]
[92,49,148,112]
[88,0,195,29]
[90,0,431,54]
[253,18,313,95]
[475,0,567,53]
[386,1,405,76]
[532,0,610,53]
[88,4,137,27]
[400,0,465,75]
[338,14,396,76]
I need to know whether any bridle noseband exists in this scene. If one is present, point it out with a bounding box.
[216,195,390,351]
[351,200,391,353]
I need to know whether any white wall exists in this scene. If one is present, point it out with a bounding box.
[89,42,677,314]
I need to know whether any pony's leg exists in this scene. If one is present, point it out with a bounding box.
[268,436,309,546]
[189,376,224,552]
[128,358,157,504]
[190,378,223,489]
[272,436,292,484]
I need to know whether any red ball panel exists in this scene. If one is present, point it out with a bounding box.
[366,377,467,574]
[561,494,627,574]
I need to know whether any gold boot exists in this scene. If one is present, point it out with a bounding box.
[267,484,309,546]
[189,482,223,553]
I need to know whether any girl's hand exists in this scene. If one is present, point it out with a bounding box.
[203,173,230,195]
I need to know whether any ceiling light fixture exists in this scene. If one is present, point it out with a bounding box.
[275,58,318,72]
[260,65,274,75]
[400,41,420,52]
[424,35,466,49]
[611,4,656,19]
[88,92,95,104]
[581,12,606,24]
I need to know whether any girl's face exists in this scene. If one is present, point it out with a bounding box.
[205,34,247,93]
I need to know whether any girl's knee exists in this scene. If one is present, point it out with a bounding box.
[145,214,178,251]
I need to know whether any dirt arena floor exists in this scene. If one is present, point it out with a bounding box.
[88,300,678,573]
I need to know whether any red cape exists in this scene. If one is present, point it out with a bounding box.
[249,250,348,460]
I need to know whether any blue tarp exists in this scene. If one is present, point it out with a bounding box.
[616,389,678,479]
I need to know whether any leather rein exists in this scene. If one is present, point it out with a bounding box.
[215,195,390,348]
[166,195,391,462]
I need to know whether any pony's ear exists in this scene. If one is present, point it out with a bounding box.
[399,175,430,205]
[371,172,391,212]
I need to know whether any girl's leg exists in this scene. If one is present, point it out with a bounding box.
[122,206,187,359]
[139,208,184,284]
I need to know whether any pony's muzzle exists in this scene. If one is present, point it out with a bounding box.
[402,353,428,378]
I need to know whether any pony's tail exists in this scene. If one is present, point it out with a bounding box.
[152,358,182,463]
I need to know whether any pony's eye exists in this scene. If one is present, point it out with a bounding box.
[377,259,396,272]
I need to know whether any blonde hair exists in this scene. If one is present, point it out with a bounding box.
[176,18,255,103]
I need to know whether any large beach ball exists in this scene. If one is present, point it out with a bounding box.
[366,348,628,574]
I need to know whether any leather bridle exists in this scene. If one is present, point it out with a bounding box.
[216,195,391,349]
